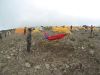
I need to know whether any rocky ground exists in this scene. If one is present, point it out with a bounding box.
[0,29,100,75]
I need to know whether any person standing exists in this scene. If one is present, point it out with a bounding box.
[70,25,73,31]
[24,27,27,35]
[40,26,45,32]
[0,32,2,40]
[26,28,32,52]
[5,32,6,37]
[90,25,94,37]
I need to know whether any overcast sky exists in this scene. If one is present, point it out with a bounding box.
[0,0,100,30]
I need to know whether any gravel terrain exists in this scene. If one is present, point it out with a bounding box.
[0,29,100,75]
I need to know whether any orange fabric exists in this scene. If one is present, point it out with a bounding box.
[15,28,24,34]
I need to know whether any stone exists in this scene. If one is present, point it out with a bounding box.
[43,59,45,61]
[25,62,31,68]
[13,50,16,52]
[65,64,70,68]
[89,50,94,55]
[45,64,50,69]
[7,56,11,59]
[34,65,41,70]
[32,42,35,45]
[11,53,14,56]
[0,63,6,69]
[1,51,3,53]
[82,46,85,49]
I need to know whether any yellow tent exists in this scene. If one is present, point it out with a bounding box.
[52,26,71,34]
[32,28,40,33]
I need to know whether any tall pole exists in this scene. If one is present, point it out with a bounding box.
[26,28,32,52]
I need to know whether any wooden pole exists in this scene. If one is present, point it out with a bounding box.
[26,28,32,52]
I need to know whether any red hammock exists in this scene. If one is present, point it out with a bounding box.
[44,33,66,41]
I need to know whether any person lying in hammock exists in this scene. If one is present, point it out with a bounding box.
[44,32,69,41]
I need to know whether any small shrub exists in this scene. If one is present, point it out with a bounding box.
[94,33,99,36]
[82,38,89,42]
[88,43,95,49]
[70,37,75,41]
